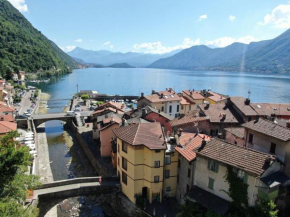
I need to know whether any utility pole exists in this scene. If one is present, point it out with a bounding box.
[77,84,79,94]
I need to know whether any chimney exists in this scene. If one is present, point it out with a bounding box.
[122,118,125,126]
[192,88,195,92]
[161,93,164,98]
[245,98,250,105]
[141,108,146,116]
[152,90,155,94]
[254,115,259,123]
[141,92,144,97]
[286,121,290,128]
[168,88,172,93]
[205,103,210,109]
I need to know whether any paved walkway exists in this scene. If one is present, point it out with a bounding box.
[36,123,54,184]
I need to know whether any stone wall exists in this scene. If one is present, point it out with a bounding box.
[101,192,152,217]
[68,120,113,176]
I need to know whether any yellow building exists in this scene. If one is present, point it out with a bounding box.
[113,122,178,204]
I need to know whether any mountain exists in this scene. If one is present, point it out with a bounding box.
[108,63,134,68]
[67,47,182,67]
[0,0,76,76]
[148,29,290,73]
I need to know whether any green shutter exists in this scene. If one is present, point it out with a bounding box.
[215,162,219,173]
[208,178,214,190]
[208,159,211,170]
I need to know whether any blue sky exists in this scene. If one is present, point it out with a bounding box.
[8,0,290,54]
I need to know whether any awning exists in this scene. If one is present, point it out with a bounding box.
[186,186,230,216]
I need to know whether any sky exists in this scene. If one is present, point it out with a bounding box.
[7,0,290,54]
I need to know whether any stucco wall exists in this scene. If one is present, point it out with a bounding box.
[144,112,172,134]
[225,131,245,147]
[99,123,119,157]
[166,101,180,117]
[163,151,178,198]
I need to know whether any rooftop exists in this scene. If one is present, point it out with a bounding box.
[206,91,227,102]
[199,103,239,123]
[175,132,210,162]
[182,90,205,100]
[170,110,209,127]
[230,97,257,116]
[243,118,290,142]
[142,89,181,103]
[0,121,17,134]
[224,127,245,139]
[113,122,166,150]
[197,138,276,176]
[251,103,290,117]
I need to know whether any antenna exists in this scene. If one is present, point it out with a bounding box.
[247,88,251,99]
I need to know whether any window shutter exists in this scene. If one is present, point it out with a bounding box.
[215,163,219,173]
[243,173,248,184]
[208,160,211,170]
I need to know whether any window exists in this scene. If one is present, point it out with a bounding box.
[181,105,184,110]
[248,117,252,121]
[234,141,237,145]
[189,105,191,111]
[237,170,248,184]
[155,150,161,153]
[248,133,253,143]
[169,105,172,113]
[270,143,276,154]
[208,178,214,190]
[178,159,180,168]
[166,186,171,192]
[187,168,191,178]
[165,155,171,165]
[177,105,179,112]
[118,157,120,166]
[122,141,127,153]
[165,170,170,178]
[154,176,159,183]
[161,106,164,112]
[122,171,127,185]
[155,161,160,168]
[208,159,219,172]
[118,144,120,153]
[210,129,219,136]
[122,157,127,170]
[186,184,190,193]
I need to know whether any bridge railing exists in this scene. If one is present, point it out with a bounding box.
[36,176,119,189]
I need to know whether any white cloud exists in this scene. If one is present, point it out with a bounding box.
[60,46,76,52]
[205,36,259,48]
[74,39,82,43]
[132,38,201,54]
[103,41,114,49]
[199,14,207,21]
[8,0,28,12]
[258,4,290,28]
[229,15,236,21]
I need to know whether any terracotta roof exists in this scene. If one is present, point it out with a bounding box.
[0,121,17,134]
[180,96,194,105]
[92,107,123,116]
[175,133,210,162]
[170,110,209,127]
[143,89,181,103]
[197,138,276,176]
[0,103,15,112]
[243,118,290,142]
[113,122,166,150]
[207,91,227,102]
[183,90,205,100]
[0,114,15,122]
[5,85,14,90]
[224,127,245,139]
[143,106,174,120]
[199,103,239,123]
[230,97,257,116]
[251,103,290,117]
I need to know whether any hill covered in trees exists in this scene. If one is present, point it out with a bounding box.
[0,0,76,78]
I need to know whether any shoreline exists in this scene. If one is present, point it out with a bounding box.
[36,92,50,114]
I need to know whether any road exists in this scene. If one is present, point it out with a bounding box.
[18,90,34,115]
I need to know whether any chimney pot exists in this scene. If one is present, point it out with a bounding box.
[286,121,290,128]
[141,92,144,97]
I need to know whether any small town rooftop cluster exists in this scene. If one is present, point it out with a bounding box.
[90,87,290,215]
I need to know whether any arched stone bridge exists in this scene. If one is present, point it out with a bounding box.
[34,177,120,200]
[17,113,76,128]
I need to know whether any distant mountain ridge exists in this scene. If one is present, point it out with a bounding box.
[68,47,181,67]
[149,29,290,73]
[0,0,76,75]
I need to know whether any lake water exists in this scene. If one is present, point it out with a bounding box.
[31,68,290,180]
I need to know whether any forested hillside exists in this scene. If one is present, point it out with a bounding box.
[0,0,76,77]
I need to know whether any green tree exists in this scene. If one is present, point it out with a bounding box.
[255,199,279,217]
[81,94,89,104]
[176,200,204,217]
[0,131,41,217]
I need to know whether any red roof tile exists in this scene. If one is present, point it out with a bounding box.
[175,133,210,162]
[230,97,257,116]
[143,89,181,103]
[0,121,17,134]
[183,90,205,100]
[207,91,227,102]
[224,127,245,139]
[197,138,276,176]
[251,103,290,117]
[170,110,209,127]
[113,122,166,150]
[180,96,194,105]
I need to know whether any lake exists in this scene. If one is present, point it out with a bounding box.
[30,68,290,180]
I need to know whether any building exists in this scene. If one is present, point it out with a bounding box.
[19,71,25,81]
[199,103,240,136]
[200,90,227,104]
[12,73,18,81]
[0,121,17,136]
[243,118,290,176]
[228,97,258,122]
[137,88,181,118]
[0,102,15,122]
[224,127,245,147]
[179,96,195,115]
[92,102,125,139]
[181,90,205,110]
[175,132,210,202]
[113,122,178,204]
[194,138,285,209]
[251,102,290,120]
